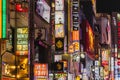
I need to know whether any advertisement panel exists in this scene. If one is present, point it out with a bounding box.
[34,63,48,80]
[54,73,67,80]
[101,49,109,66]
[72,31,79,41]
[17,57,28,78]
[55,0,64,10]
[36,0,50,23]
[16,28,28,55]
[54,62,63,72]
[55,24,64,38]
[55,11,64,24]
[55,38,64,51]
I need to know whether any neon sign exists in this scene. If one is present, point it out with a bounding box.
[15,3,28,12]
[0,0,7,38]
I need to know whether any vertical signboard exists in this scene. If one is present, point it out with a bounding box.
[55,24,64,38]
[55,0,65,53]
[72,0,80,53]
[17,57,28,77]
[101,49,109,66]
[2,0,6,38]
[16,28,28,55]
[55,38,64,51]
[72,0,79,31]
[0,0,2,38]
[0,0,7,39]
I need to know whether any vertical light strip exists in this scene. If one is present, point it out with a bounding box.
[2,0,6,38]
[0,0,2,38]
[68,0,70,43]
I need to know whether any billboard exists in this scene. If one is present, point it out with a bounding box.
[36,0,50,23]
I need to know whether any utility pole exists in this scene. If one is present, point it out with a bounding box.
[29,0,35,80]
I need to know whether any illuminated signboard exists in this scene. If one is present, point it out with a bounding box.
[72,0,79,31]
[55,0,64,10]
[55,11,64,24]
[34,63,48,80]
[55,73,67,80]
[15,3,28,12]
[72,30,79,41]
[0,0,7,38]
[36,0,50,23]
[55,24,64,38]
[18,57,28,76]
[16,28,28,55]
[73,41,79,52]
[101,49,109,66]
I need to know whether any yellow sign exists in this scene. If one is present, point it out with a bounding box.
[56,40,63,48]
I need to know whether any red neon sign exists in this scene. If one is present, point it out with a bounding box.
[15,4,28,12]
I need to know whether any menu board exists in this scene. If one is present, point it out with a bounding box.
[16,28,28,55]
